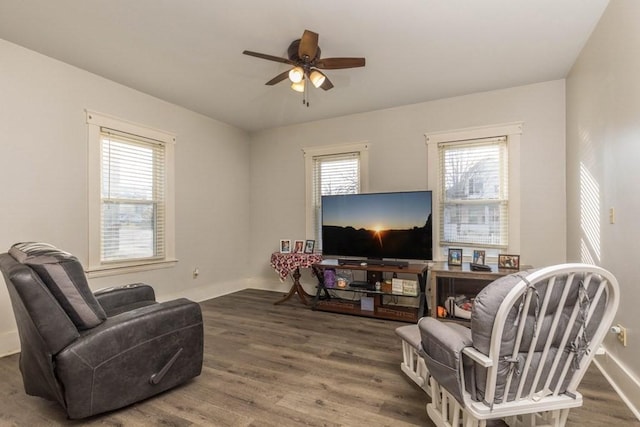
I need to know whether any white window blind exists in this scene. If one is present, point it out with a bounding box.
[101,128,166,262]
[312,152,360,246]
[438,137,508,248]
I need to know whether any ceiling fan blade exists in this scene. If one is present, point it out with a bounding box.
[316,57,366,69]
[265,70,291,86]
[320,75,334,91]
[298,30,319,60]
[243,50,294,65]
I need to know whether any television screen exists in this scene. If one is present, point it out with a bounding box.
[321,191,432,261]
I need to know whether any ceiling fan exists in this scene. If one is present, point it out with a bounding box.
[243,29,365,105]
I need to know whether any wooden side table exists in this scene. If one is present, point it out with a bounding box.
[429,261,530,320]
[270,252,323,305]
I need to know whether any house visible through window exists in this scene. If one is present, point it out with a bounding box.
[303,143,369,247]
[427,122,522,262]
[86,110,176,274]
[439,137,509,249]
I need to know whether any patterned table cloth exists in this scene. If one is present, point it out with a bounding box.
[270,252,323,281]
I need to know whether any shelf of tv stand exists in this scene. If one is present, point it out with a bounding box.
[429,261,531,322]
[312,259,429,323]
[317,258,427,275]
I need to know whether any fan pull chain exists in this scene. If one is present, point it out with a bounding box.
[303,77,310,107]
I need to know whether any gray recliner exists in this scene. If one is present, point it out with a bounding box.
[0,242,204,419]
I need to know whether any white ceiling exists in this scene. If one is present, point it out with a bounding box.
[0,0,609,133]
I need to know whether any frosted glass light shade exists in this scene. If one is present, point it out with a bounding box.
[309,70,326,88]
[291,80,305,92]
[288,67,304,83]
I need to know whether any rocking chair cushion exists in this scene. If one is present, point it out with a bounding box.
[418,316,473,406]
[470,271,531,357]
[470,269,608,403]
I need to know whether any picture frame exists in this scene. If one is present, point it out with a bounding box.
[472,250,486,265]
[304,239,315,254]
[293,240,305,254]
[279,239,291,253]
[498,254,520,270]
[448,248,463,266]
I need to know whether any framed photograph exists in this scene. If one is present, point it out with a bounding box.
[304,239,315,254]
[472,250,486,265]
[448,248,463,266]
[293,240,305,253]
[279,239,291,253]
[498,254,520,270]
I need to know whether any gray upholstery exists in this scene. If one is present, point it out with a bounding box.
[420,267,609,406]
[0,243,204,419]
[94,283,157,316]
[9,242,107,329]
[418,317,473,404]
[471,270,604,403]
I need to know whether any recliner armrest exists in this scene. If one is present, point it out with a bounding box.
[60,298,201,365]
[94,283,156,316]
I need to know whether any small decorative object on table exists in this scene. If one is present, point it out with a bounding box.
[445,295,473,319]
[279,239,291,253]
[498,254,520,269]
[472,250,485,265]
[293,240,304,253]
[324,268,336,288]
[448,248,463,266]
[304,239,315,254]
[336,276,348,288]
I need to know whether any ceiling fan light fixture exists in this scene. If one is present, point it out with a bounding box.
[309,70,326,88]
[288,66,304,83]
[291,79,305,92]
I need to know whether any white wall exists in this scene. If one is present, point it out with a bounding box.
[249,80,567,286]
[0,39,251,355]
[566,0,640,416]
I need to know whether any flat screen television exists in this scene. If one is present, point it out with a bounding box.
[321,190,432,263]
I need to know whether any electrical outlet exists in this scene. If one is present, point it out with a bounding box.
[615,324,627,346]
[609,207,615,224]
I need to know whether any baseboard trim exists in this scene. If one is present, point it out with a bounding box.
[0,330,19,357]
[246,276,303,293]
[594,351,640,421]
[158,278,254,303]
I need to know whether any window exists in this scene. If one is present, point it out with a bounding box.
[439,137,508,247]
[426,123,522,261]
[101,130,165,261]
[87,111,176,274]
[303,143,369,247]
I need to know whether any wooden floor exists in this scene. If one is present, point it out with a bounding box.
[0,289,637,426]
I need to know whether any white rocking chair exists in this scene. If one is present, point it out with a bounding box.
[397,263,619,427]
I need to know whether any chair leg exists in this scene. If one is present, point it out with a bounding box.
[399,338,431,395]
[503,409,571,427]
[427,382,482,427]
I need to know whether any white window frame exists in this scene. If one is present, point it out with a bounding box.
[426,122,522,262]
[86,110,177,276]
[303,142,370,243]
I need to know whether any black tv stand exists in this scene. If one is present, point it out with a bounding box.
[337,258,409,268]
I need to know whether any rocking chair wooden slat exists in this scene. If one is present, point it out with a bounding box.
[397,263,620,427]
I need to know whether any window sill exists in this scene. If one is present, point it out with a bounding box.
[85,258,178,278]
